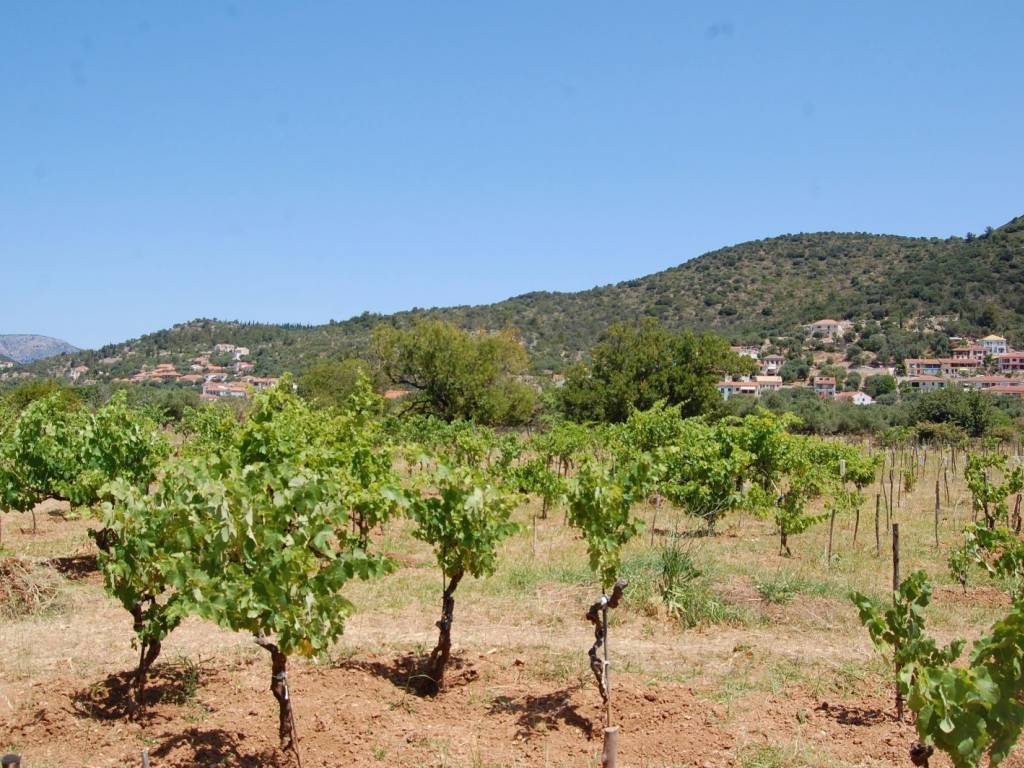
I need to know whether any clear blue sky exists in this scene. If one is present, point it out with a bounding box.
[3,2,1022,349]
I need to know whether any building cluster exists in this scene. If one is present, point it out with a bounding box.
[719,329,1024,405]
[900,335,1024,399]
[111,343,278,401]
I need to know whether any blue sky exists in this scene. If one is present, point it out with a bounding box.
[2,2,1022,349]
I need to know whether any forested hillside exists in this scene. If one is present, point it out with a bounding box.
[29,215,1024,375]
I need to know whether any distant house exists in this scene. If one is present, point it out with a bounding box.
[152,363,180,380]
[240,376,278,390]
[905,358,943,377]
[996,352,1024,373]
[952,345,986,361]
[904,375,947,392]
[213,343,237,354]
[813,376,837,399]
[806,319,845,339]
[201,382,248,400]
[940,357,981,375]
[754,375,783,394]
[960,375,1014,390]
[731,345,760,360]
[69,364,89,382]
[988,384,1024,400]
[717,380,758,400]
[759,354,785,375]
[980,335,1009,356]
[835,390,875,406]
[0,361,14,370]
[383,388,412,401]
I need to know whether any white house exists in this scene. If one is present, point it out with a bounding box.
[835,390,874,406]
[980,335,1009,356]
[717,380,758,400]
[807,319,845,339]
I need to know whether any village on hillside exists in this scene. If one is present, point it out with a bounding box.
[59,343,280,402]
[718,318,1024,405]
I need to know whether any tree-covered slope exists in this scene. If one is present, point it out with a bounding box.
[31,215,1024,376]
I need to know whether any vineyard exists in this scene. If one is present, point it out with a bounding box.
[1,381,1023,767]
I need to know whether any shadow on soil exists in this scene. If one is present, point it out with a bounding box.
[488,686,594,740]
[69,664,203,722]
[339,653,478,698]
[816,701,891,727]
[45,553,99,580]
[152,727,285,768]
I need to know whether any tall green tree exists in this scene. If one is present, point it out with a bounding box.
[371,319,536,425]
[298,358,375,409]
[558,319,754,422]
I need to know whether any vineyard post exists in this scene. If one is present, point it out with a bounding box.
[874,493,880,556]
[892,522,903,721]
[889,467,895,521]
[934,478,940,549]
[827,509,836,569]
[141,750,150,768]
[1,754,21,768]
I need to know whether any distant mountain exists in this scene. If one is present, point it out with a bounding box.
[0,335,79,364]
[26,214,1024,377]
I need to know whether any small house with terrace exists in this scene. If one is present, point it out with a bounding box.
[996,352,1024,373]
[813,376,836,399]
[960,375,1014,390]
[759,354,785,375]
[201,381,249,401]
[952,345,986,361]
[905,358,943,377]
[903,375,947,392]
[806,319,845,339]
[989,384,1024,399]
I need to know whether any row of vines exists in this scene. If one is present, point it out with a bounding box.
[1,382,1022,766]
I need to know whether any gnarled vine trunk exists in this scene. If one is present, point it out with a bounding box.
[255,637,301,767]
[779,530,792,557]
[129,600,162,714]
[585,579,628,727]
[423,570,463,695]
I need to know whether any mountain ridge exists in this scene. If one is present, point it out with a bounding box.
[0,335,79,364]
[25,215,1024,377]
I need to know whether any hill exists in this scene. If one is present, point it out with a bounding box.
[0,335,79,364]
[28,215,1024,377]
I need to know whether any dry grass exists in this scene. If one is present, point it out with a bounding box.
[0,557,68,621]
[1,448,1020,767]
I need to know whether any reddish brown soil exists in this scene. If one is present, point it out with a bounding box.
[10,649,1016,768]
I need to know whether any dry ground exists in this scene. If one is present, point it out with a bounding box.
[1,456,1022,768]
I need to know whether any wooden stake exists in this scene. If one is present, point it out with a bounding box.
[892,523,901,591]
[934,479,941,549]
[874,493,881,556]
[827,509,836,568]
[853,499,860,546]
[892,522,903,722]
[601,726,620,768]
